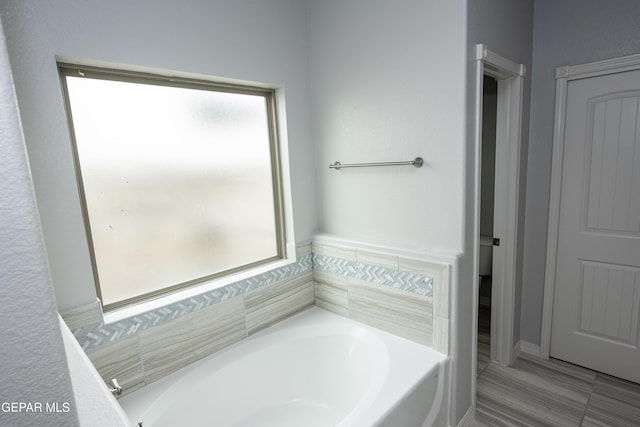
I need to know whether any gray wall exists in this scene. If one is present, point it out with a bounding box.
[0,17,79,426]
[521,0,640,346]
[0,0,317,312]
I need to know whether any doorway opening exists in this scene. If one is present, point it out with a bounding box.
[471,44,526,407]
[478,75,497,375]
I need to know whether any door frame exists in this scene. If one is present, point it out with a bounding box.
[472,44,525,401]
[541,52,640,358]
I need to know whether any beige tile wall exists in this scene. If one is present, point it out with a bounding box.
[348,278,433,344]
[66,239,450,398]
[312,239,450,354]
[80,247,314,397]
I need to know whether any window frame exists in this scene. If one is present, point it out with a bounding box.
[58,63,287,311]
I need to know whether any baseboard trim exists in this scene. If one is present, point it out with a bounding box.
[518,340,543,358]
[512,340,521,361]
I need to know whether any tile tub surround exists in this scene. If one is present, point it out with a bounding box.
[312,239,450,354]
[63,239,451,396]
[70,244,314,351]
[64,244,315,396]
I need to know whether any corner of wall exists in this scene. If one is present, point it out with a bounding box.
[0,14,79,425]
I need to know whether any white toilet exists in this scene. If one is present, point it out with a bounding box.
[479,234,493,276]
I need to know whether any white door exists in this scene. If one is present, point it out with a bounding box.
[551,68,640,383]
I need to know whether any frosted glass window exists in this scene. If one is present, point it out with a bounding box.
[60,65,284,310]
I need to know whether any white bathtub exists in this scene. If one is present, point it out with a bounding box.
[119,307,448,427]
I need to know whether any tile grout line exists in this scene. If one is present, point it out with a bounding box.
[578,369,595,426]
[579,392,593,426]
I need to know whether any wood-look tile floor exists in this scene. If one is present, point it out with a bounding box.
[473,305,640,426]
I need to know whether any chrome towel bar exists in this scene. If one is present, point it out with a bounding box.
[329,157,423,170]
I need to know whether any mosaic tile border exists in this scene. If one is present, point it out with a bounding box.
[313,254,433,297]
[73,253,313,350]
[72,250,435,351]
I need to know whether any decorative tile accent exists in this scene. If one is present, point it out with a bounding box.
[311,239,448,352]
[73,243,437,352]
[71,238,450,394]
[400,257,448,318]
[313,254,433,297]
[73,253,313,350]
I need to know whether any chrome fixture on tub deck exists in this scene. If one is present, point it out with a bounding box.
[108,378,122,396]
